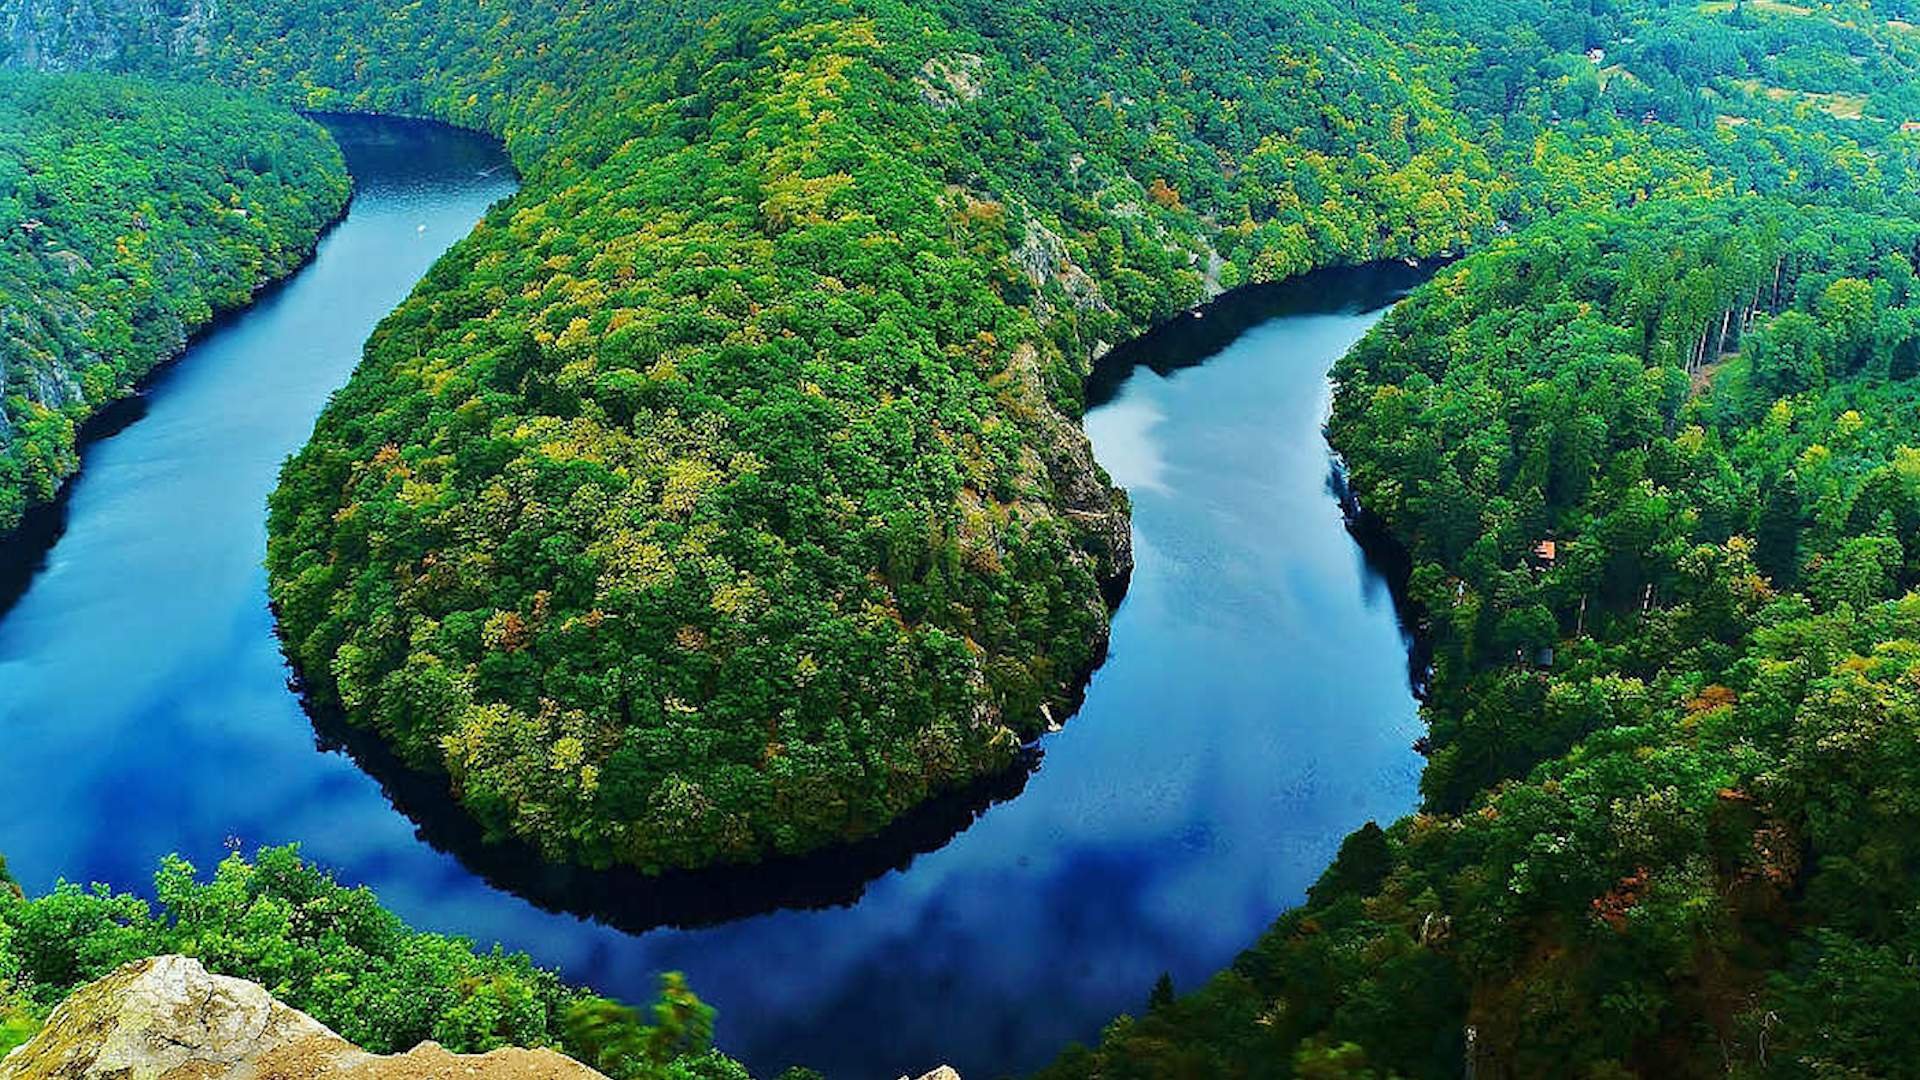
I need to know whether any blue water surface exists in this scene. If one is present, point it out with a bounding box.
[0,116,1424,1079]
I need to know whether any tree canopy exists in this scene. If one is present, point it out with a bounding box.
[1032,0,1920,1073]
[20,0,1920,1069]
[0,71,347,534]
[0,846,750,1077]
[7,0,1532,872]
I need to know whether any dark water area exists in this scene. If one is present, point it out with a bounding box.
[0,116,1427,1080]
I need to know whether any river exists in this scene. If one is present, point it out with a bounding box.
[0,116,1425,1079]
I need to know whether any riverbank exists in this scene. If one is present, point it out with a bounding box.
[263,261,1440,935]
[0,151,1428,1073]
[0,185,354,614]
[0,76,350,551]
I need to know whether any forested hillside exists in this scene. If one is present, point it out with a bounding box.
[1037,0,1920,1073]
[0,71,346,535]
[1,0,1538,873]
[0,846,751,1077]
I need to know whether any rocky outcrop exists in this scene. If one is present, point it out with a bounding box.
[0,956,609,1080]
[3,0,213,71]
[1012,219,1111,321]
[1004,343,1133,598]
[914,53,984,109]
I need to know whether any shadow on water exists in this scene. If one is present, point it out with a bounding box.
[304,111,513,179]
[1335,474,1435,702]
[0,460,80,616]
[298,671,1046,932]
[287,576,1117,934]
[1086,261,1434,409]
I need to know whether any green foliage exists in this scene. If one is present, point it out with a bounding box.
[0,71,347,534]
[0,847,742,1078]
[1034,0,1920,1068]
[1045,200,1920,1077]
[565,975,716,1079]
[9,0,1530,873]
[22,0,1920,1071]
[208,0,1916,876]
[10,0,1800,878]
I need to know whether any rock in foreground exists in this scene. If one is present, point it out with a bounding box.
[0,955,608,1080]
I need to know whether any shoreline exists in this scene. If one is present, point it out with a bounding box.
[272,259,1442,927]
[0,95,1441,932]
[0,155,354,612]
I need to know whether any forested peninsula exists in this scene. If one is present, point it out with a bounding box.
[0,71,347,536]
[5,0,1499,872]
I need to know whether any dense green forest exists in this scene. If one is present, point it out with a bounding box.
[1046,197,1920,1078]
[4,0,1525,872]
[1035,0,1920,1071]
[0,846,752,1078]
[7,0,1776,876]
[16,0,1920,1071]
[0,71,347,535]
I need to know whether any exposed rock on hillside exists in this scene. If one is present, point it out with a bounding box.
[0,956,608,1080]
[3,0,213,70]
[915,52,984,108]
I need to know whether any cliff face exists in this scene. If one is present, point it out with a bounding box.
[2,0,212,70]
[0,956,609,1080]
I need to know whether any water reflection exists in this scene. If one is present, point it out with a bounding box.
[0,114,1431,1079]
[304,685,1044,931]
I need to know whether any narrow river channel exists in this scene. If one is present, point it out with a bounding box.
[0,116,1426,1079]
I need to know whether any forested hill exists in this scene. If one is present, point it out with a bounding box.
[0,72,346,536]
[1039,0,1920,1076]
[0,0,1531,874]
